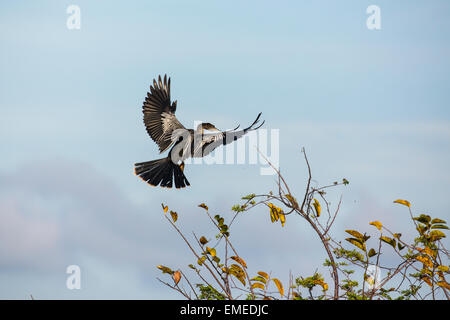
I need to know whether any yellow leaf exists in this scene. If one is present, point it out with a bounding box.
[279,213,286,227]
[272,278,284,297]
[380,236,396,249]
[197,256,206,265]
[258,271,269,280]
[416,255,433,269]
[285,194,299,208]
[346,238,366,251]
[422,247,436,258]
[422,276,433,287]
[157,265,173,274]
[251,276,267,284]
[270,210,278,223]
[229,264,244,272]
[229,264,246,286]
[173,271,181,285]
[369,221,383,231]
[251,282,265,290]
[206,246,216,257]
[198,203,208,210]
[161,204,168,213]
[345,230,365,240]
[393,199,411,208]
[437,265,449,273]
[437,281,450,290]
[268,203,282,223]
[170,210,178,222]
[231,256,247,268]
[429,230,446,241]
[314,279,329,291]
[423,267,433,276]
[313,198,321,217]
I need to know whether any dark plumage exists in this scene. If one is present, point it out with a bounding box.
[134,74,264,188]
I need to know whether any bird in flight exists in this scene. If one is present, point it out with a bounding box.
[134,75,264,188]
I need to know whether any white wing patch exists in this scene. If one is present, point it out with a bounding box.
[158,112,186,153]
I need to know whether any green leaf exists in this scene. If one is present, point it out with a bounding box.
[416,224,429,234]
[242,194,256,200]
[216,216,225,226]
[368,248,377,257]
[431,218,447,224]
[232,204,246,212]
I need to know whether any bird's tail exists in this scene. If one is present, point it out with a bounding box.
[134,157,190,189]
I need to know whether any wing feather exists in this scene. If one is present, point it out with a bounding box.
[195,113,264,158]
[143,75,184,153]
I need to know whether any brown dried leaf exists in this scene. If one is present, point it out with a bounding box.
[173,271,181,285]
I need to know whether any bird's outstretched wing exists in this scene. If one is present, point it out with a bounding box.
[195,112,265,158]
[143,74,185,153]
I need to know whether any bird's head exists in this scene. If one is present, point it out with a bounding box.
[197,123,220,133]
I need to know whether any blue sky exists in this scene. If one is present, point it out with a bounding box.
[0,1,449,299]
